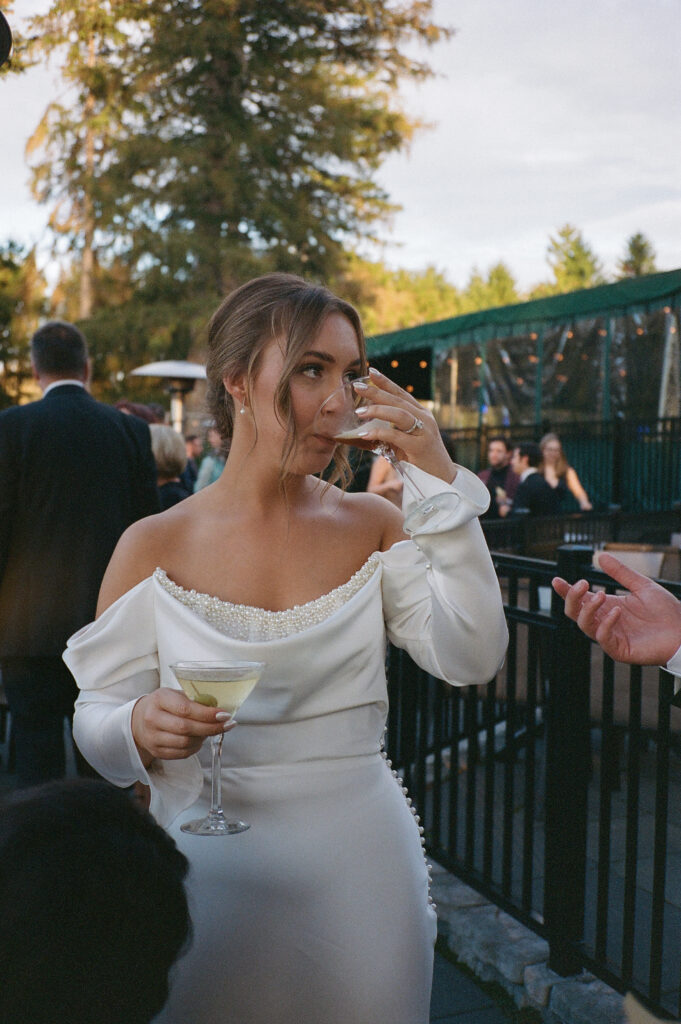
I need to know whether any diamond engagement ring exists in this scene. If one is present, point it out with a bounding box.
[404,415,424,434]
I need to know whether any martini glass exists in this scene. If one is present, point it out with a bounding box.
[170,660,265,836]
[313,378,460,534]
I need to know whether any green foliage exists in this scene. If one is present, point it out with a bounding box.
[0,241,46,407]
[23,0,450,304]
[545,223,606,293]
[460,262,519,313]
[334,255,460,334]
[617,232,657,278]
[79,286,214,404]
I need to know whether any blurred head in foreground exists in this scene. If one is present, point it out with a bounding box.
[0,778,191,1024]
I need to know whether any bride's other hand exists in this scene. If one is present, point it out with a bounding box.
[353,368,456,484]
[131,688,236,766]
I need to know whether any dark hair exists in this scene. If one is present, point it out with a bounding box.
[515,441,542,467]
[114,400,162,424]
[488,435,512,452]
[206,272,367,487]
[31,321,88,378]
[147,402,166,422]
[0,779,191,1024]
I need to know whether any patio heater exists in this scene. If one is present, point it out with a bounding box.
[129,360,206,433]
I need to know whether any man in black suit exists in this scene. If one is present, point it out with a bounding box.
[509,441,559,517]
[0,321,160,786]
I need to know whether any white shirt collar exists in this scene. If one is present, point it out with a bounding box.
[42,379,86,397]
[520,467,538,482]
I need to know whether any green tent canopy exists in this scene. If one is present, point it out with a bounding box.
[365,269,681,428]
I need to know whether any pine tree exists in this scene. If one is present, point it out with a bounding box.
[335,257,460,335]
[617,232,657,278]
[23,0,137,318]
[546,224,606,293]
[460,262,519,312]
[22,0,450,309]
[0,241,46,407]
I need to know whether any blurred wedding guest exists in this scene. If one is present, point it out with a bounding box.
[0,778,191,1024]
[539,432,592,511]
[367,429,455,507]
[150,424,192,511]
[180,433,202,492]
[147,402,167,423]
[509,441,559,517]
[193,423,226,491]
[115,398,163,424]
[367,455,403,507]
[477,436,518,518]
[0,321,160,787]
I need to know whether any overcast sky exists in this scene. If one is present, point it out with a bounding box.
[2,0,681,292]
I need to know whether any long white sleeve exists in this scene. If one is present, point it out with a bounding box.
[380,463,508,686]
[64,576,202,826]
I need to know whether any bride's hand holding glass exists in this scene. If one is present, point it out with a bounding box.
[131,686,236,768]
[350,369,456,482]
[313,367,460,533]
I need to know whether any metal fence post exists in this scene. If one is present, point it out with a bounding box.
[544,544,594,975]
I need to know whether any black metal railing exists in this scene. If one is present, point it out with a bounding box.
[385,545,681,1017]
[481,507,681,562]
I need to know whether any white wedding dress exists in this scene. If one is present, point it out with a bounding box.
[65,466,507,1024]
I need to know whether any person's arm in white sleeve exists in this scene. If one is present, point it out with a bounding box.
[64,576,204,827]
[381,463,508,686]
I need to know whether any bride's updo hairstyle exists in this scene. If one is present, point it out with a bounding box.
[206,273,367,486]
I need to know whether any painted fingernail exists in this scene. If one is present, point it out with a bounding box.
[215,712,231,721]
[352,380,369,390]
[369,367,381,376]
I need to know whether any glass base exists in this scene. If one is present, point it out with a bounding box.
[180,810,250,836]
[403,491,460,535]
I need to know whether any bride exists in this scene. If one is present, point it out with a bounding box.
[64,273,508,1024]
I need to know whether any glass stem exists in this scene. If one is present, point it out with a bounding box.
[382,447,428,502]
[210,733,224,818]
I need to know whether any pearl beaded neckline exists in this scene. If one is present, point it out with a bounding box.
[154,555,380,642]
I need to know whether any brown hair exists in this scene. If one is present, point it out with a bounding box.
[539,433,569,477]
[206,273,367,486]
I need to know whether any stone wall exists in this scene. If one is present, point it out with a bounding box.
[430,862,628,1024]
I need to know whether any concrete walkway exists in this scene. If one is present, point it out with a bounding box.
[431,945,520,1022]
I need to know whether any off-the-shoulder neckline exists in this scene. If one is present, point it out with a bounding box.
[153,552,381,618]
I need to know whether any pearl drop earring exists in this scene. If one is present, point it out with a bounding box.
[240,405,246,416]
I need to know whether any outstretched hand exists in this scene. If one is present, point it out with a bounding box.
[551,552,681,666]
